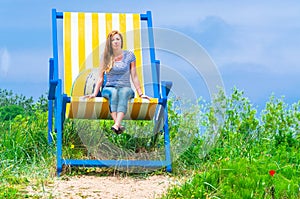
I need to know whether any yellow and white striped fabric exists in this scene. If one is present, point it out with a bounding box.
[68,97,159,120]
[63,12,158,120]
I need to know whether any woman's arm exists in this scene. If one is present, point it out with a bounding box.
[130,61,150,99]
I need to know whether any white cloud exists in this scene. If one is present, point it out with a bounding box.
[0,48,11,77]
[146,1,300,75]
[166,6,300,75]
[151,1,300,28]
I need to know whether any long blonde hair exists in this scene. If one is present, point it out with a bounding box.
[103,30,124,72]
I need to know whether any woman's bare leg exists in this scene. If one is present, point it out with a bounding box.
[110,112,117,123]
[112,112,125,129]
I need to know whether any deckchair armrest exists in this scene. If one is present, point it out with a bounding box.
[161,81,172,96]
[48,80,58,100]
[159,81,173,104]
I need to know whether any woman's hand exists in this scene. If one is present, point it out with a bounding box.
[139,94,151,100]
[84,94,96,99]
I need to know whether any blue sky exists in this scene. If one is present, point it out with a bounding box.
[0,0,300,111]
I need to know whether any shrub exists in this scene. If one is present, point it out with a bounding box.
[0,105,25,121]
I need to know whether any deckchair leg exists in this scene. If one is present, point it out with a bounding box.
[161,81,173,172]
[56,117,63,176]
[164,107,172,172]
[47,100,53,144]
[55,80,63,176]
[48,58,55,144]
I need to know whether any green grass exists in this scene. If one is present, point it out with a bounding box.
[0,88,299,198]
[164,157,299,198]
[0,108,55,198]
[162,89,300,198]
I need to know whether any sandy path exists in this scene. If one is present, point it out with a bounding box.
[27,175,177,199]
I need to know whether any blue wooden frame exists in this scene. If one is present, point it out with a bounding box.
[48,9,172,176]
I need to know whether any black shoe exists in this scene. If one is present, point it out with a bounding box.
[119,126,126,133]
[111,126,122,134]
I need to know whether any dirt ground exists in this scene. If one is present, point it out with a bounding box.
[26,174,179,199]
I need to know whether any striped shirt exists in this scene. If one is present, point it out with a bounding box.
[105,50,136,87]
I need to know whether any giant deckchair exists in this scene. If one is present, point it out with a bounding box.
[48,9,172,176]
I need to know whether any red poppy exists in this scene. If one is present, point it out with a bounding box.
[269,170,276,177]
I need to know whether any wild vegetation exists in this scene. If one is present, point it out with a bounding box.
[163,89,300,198]
[0,88,299,198]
